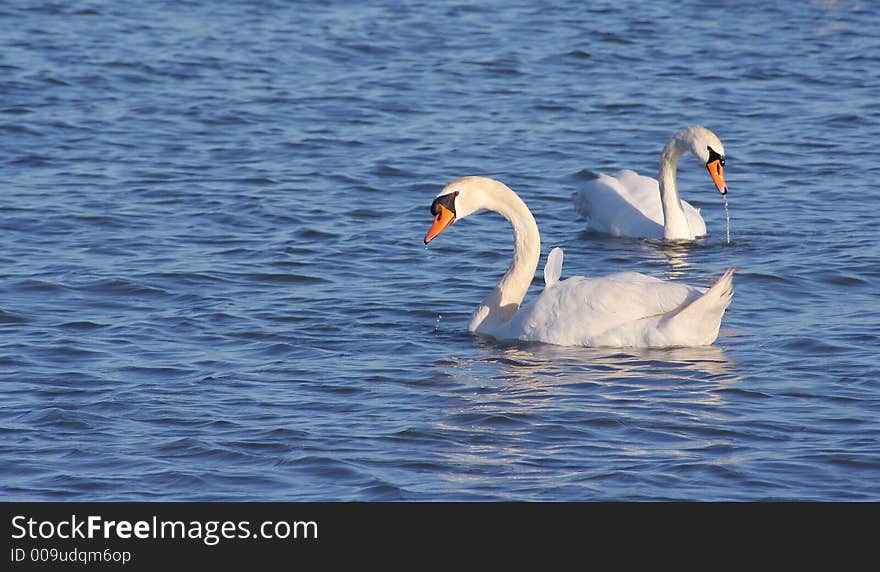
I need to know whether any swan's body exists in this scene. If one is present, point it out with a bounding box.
[573,126,728,240]
[574,169,708,239]
[425,176,734,348]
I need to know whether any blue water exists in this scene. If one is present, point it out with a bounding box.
[2,0,878,501]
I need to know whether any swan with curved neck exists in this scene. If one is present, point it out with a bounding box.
[573,126,728,240]
[425,176,734,348]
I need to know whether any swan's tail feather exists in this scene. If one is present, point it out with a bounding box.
[544,247,564,287]
[661,268,735,346]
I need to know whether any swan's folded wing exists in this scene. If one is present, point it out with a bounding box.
[510,272,703,345]
[616,170,707,238]
[573,170,664,237]
[614,169,665,221]
[681,200,708,237]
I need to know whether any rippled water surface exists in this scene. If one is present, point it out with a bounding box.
[2,0,878,500]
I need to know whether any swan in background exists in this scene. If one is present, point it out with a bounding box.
[425,176,734,348]
[573,126,728,240]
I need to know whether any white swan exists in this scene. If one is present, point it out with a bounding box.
[573,126,728,240]
[425,176,734,348]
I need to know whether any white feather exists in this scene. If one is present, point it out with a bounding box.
[543,247,563,287]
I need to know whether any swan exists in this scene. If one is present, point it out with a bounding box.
[425,176,734,348]
[573,126,728,240]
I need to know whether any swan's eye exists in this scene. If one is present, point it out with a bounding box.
[706,146,725,167]
[430,192,458,217]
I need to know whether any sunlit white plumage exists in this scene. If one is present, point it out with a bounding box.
[424,176,734,348]
[573,126,728,240]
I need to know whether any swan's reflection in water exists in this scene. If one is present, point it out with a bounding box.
[476,337,736,384]
[578,232,697,281]
[433,336,742,411]
[656,240,694,280]
[428,338,744,491]
[634,237,695,280]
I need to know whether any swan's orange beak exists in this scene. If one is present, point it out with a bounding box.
[706,159,728,195]
[424,204,455,245]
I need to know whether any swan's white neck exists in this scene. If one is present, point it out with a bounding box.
[658,134,694,240]
[466,182,541,334]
